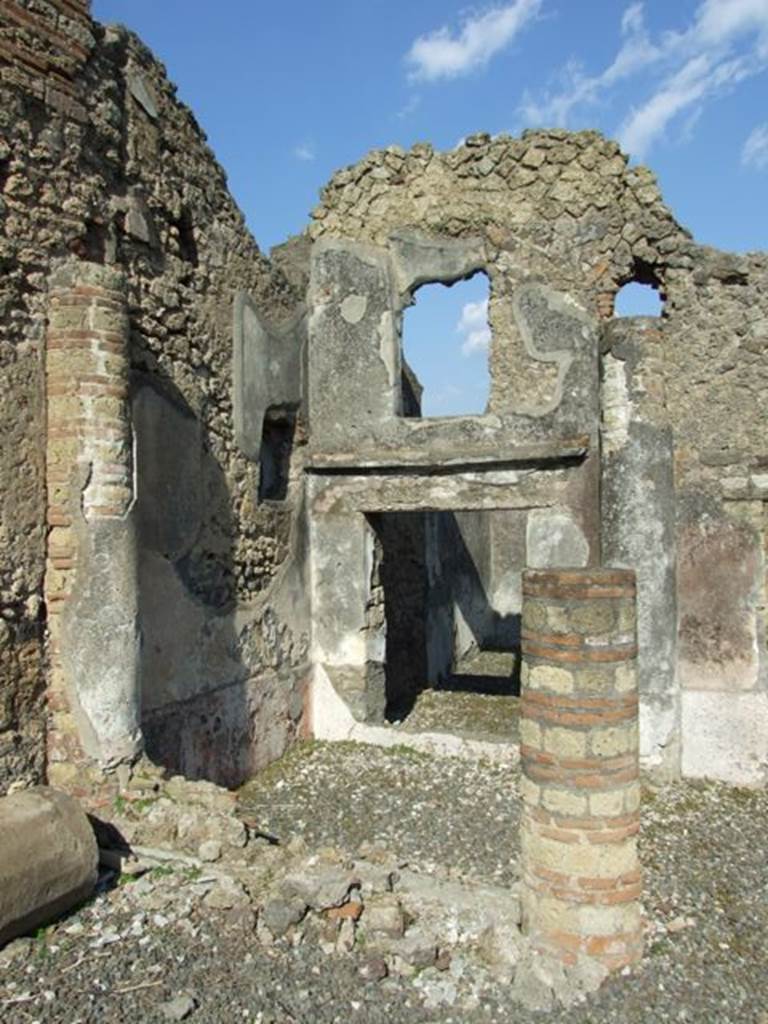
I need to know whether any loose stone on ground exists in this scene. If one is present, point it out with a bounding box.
[1,742,767,1023]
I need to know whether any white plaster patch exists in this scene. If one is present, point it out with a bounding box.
[681,691,768,785]
[492,570,521,616]
[463,471,520,485]
[526,509,589,568]
[340,294,367,324]
[377,310,398,390]
[601,351,630,455]
[639,699,679,773]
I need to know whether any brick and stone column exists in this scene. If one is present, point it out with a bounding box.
[45,261,142,788]
[519,568,642,972]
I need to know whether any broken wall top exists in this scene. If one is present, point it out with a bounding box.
[306,130,768,497]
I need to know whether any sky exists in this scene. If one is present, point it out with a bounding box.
[91,0,768,414]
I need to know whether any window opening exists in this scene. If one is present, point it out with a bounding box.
[401,271,491,417]
[614,281,663,317]
[258,406,296,501]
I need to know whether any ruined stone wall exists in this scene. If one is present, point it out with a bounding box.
[0,0,96,790]
[2,0,765,789]
[0,1,308,790]
[308,131,688,397]
[309,131,768,784]
[664,252,768,782]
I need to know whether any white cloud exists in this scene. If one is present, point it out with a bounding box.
[457,298,491,356]
[406,1,542,82]
[619,51,754,157]
[742,121,768,168]
[294,143,315,162]
[520,2,661,126]
[520,0,768,159]
[618,54,713,157]
[395,94,421,120]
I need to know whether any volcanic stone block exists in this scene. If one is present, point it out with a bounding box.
[0,788,98,946]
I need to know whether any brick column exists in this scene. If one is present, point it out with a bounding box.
[45,261,141,789]
[519,568,642,972]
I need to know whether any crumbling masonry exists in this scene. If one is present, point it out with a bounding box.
[1,0,767,976]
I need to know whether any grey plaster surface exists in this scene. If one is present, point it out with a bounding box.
[61,516,142,770]
[601,319,678,774]
[308,240,399,443]
[233,290,304,462]
[526,509,589,568]
[389,229,486,298]
[133,382,202,562]
[513,285,599,435]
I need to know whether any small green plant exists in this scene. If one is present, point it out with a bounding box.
[380,744,429,761]
[32,924,54,958]
[113,793,160,815]
[117,871,140,887]
[149,864,176,878]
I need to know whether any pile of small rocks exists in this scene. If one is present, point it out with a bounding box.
[3,743,768,1023]
[92,768,601,1014]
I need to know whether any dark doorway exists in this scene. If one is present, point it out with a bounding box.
[368,510,520,726]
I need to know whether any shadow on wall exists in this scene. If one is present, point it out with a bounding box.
[370,511,520,722]
[132,372,252,788]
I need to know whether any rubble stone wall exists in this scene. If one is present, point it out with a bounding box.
[0,0,308,791]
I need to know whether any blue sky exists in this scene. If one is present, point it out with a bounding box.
[92,1,767,414]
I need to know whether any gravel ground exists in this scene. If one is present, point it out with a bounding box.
[2,741,767,1023]
[395,689,520,743]
[239,742,521,885]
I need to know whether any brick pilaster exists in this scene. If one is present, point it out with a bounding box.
[44,261,135,789]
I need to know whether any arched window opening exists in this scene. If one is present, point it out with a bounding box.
[401,272,491,417]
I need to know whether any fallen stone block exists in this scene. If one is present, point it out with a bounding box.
[0,787,98,946]
[280,865,360,910]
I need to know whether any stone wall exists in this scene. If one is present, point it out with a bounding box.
[0,0,308,791]
[2,3,765,789]
[308,131,768,784]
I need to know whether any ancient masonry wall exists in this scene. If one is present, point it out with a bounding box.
[0,0,309,791]
[310,133,768,784]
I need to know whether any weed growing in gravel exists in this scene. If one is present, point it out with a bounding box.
[379,744,430,761]
[32,925,54,958]
[149,864,175,879]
